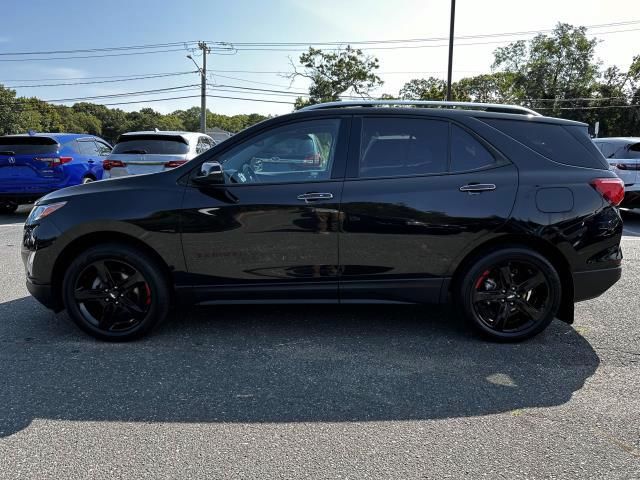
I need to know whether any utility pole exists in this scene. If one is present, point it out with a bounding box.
[198,41,210,133]
[446,0,456,101]
[187,44,210,133]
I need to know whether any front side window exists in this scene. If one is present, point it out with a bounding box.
[450,124,497,172]
[210,119,340,184]
[359,117,448,178]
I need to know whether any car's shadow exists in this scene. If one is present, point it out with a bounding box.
[0,205,31,225]
[0,296,599,437]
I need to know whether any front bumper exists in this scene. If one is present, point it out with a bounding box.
[573,266,622,302]
[25,278,62,311]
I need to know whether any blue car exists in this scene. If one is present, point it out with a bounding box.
[0,133,112,213]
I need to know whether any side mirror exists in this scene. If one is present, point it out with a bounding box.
[194,161,224,185]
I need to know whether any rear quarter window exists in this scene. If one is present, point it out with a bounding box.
[481,118,608,169]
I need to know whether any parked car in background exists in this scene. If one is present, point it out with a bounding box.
[250,132,325,173]
[22,100,623,342]
[0,133,111,213]
[103,131,215,178]
[593,137,640,207]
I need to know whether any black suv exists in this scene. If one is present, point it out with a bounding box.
[21,100,624,342]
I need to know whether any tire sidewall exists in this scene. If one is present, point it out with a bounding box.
[458,247,562,342]
[62,243,170,341]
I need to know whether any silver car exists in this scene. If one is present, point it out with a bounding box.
[103,131,216,178]
[593,137,640,207]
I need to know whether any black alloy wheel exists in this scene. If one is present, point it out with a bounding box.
[458,247,561,341]
[63,243,170,341]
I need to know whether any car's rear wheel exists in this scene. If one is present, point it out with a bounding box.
[82,177,94,184]
[62,243,170,341]
[457,247,561,341]
[0,202,18,214]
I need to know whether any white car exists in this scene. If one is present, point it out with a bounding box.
[593,137,640,207]
[103,131,216,178]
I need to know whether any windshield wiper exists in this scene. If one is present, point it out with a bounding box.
[120,149,148,154]
[0,151,16,156]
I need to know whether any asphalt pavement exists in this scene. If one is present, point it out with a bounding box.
[0,205,638,479]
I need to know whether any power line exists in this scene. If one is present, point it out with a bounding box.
[215,20,640,46]
[0,41,198,56]
[3,71,197,88]
[0,70,197,82]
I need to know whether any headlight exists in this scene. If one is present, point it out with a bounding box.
[27,201,67,223]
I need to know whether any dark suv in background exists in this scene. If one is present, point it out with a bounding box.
[21,100,623,342]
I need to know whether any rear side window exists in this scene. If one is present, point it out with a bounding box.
[112,135,189,155]
[482,118,608,169]
[0,136,59,155]
[77,140,100,156]
[359,117,448,178]
[450,125,497,172]
[626,143,640,159]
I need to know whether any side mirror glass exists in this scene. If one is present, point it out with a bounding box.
[195,161,224,184]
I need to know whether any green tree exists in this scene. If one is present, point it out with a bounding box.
[289,46,383,109]
[0,85,24,135]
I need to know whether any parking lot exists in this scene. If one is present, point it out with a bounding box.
[0,205,638,479]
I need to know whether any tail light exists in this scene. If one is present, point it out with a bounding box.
[164,160,188,168]
[591,178,625,206]
[35,156,73,167]
[103,159,126,171]
[303,153,321,165]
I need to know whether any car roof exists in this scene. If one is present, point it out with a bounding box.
[593,137,640,144]
[2,133,100,141]
[119,131,209,141]
[278,105,588,127]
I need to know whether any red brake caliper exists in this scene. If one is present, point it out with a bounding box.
[144,283,152,305]
[475,270,491,289]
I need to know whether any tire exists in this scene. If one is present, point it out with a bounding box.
[62,243,171,341]
[82,177,94,184]
[0,202,19,214]
[455,247,562,342]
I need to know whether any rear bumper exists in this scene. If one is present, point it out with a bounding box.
[26,278,62,312]
[573,266,622,302]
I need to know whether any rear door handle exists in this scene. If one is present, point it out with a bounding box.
[87,160,95,164]
[297,192,334,202]
[459,183,496,193]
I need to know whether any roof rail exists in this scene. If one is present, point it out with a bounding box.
[300,100,541,116]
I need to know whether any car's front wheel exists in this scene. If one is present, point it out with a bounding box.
[457,247,562,341]
[62,243,171,341]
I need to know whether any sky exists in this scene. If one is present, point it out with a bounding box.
[0,0,638,117]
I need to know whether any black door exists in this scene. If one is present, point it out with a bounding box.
[339,116,518,304]
[180,117,349,303]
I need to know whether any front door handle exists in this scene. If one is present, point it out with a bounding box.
[459,183,496,193]
[297,192,334,202]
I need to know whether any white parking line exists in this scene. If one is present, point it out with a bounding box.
[0,223,23,228]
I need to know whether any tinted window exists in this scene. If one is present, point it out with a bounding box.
[196,137,214,155]
[359,118,448,178]
[483,119,608,169]
[0,137,59,155]
[626,143,640,159]
[450,125,496,172]
[95,141,112,156]
[77,140,100,156]
[112,135,189,155]
[212,119,340,184]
